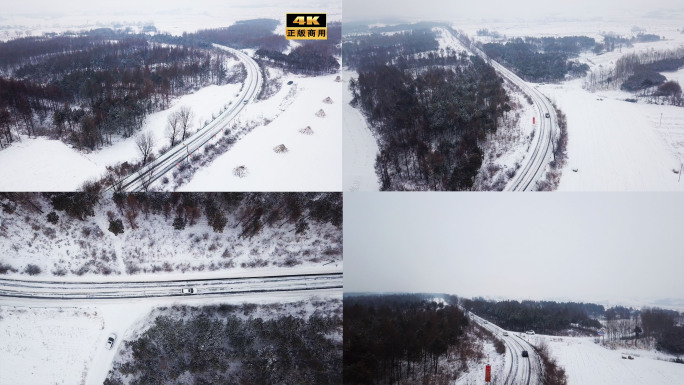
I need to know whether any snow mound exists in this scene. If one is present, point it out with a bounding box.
[273,144,289,153]
[299,126,314,135]
[315,109,326,118]
[232,165,248,177]
[322,97,334,104]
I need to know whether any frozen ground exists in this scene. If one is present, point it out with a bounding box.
[0,137,105,191]
[342,70,380,191]
[540,81,684,190]
[0,194,342,279]
[181,73,342,191]
[537,335,684,385]
[0,289,341,385]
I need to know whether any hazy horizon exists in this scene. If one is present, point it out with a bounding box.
[343,0,684,23]
[344,193,684,311]
[0,0,341,36]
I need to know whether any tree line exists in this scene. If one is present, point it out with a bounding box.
[342,29,439,70]
[105,303,341,385]
[349,52,509,190]
[482,38,590,82]
[344,294,469,385]
[0,33,231,148]
[586,47,684,106]
[462,298,604,334]
[464,297,684,356]
[0,192,342,239]
[255,22,341,75]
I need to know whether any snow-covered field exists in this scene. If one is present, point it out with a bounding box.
[463,18,684,190]
[538,335,684,385]
[540,80,684,190]
[0,138,105,191]
[181,73,342,191]
[0,289,341,385]
[0,306,104,385]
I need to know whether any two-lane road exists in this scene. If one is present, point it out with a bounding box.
[471,313,544,385]
[115,44,263,191]
[442,28,559,191]
[0,272,342,300]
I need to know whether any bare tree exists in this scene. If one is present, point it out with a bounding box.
[135,131,155,166]
[166,112,181,147]
[178,106,194,141]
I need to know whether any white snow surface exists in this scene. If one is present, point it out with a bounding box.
[0,137,104,191]
[342,70,380,191]
[538,335,684,385]
[540,80,684,190]
[181,74,342,191]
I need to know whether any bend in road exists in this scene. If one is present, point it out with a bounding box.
[471,313,543,385]
[442,28,558,191]
[114,44,263,192]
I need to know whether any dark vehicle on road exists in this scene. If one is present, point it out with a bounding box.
[522,350,529,357]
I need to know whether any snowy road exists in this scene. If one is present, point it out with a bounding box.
[471,314,543,385]
[0,273,342,300]
[114,44,262,191]
[442,28,558,191]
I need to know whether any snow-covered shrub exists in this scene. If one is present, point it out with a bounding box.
[233,165,249,177]
[298,126,314,135]
[273,144,289,153]
[46,211,59,224]
[24,264,41,275]
[108,219,124,236]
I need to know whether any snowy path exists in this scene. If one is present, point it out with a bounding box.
[0,272,342,300]
[342,70,380,191]
[114,44,262,191]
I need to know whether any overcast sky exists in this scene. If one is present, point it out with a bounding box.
[344,193,684,308]
[344,0,684,23]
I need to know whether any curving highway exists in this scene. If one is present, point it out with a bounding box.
[442,28,558,191]
[0,272,342,300]
[471,313,544,385]
[114,44,263,192]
